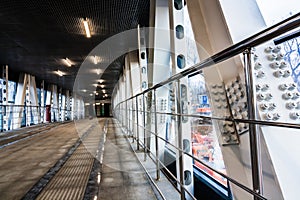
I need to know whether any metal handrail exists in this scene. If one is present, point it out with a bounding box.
[129,117,266,199]
[117,106,268,199]
[113,12,300,200]
[119,107,300,130]
[116,12,300,103]
[0,104,74,132]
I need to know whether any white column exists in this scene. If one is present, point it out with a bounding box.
[45,85,51,122]
[1,65,8,131]
[70,92,74,120]
[169,0,193,197]
[25,74,31,126]
[61,92,66,122]
[148,0,172,170]
[40,80,45,123]
[52,85,58,122]
[28,75,39,125]
[65,90,71,120]
[186,1,283,199]
[14,73,27,129]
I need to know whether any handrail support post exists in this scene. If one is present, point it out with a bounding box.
[243,48,263,199]
[153,89,160,180]
[136,96,140,150]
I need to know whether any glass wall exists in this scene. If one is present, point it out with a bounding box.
[256,0,300,26]
[278,35,300,90]
[189,73,227,186]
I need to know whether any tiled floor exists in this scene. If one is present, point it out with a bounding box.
[0,119,95,200]
[99,119,157,200]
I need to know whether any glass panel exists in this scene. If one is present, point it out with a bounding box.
[175,25,184,39]
[256,0,300,26]
[189,73,228,187]
[253,31,300,200]
[279,35,300,90]
[174,0,183,10]
[177,54,186,69]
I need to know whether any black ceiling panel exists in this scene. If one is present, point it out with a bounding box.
[0,0,149,100]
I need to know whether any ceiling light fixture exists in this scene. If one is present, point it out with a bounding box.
[93,56,98,64]
[63,58,72,67]
[83,18,91,38]
[56,70,64,76]
[96,69,101,75]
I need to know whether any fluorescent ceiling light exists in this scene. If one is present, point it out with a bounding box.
[96,69,101,75]
[93,56,99,64]
[55,70,65,76]
[83,18,91,38]
[63,58,72,67]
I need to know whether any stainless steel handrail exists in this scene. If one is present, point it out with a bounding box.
[131,118,266,199]
[117,13,300,103]
[113,12,300,200]
[121,107,300,130]
[118,107,268,199]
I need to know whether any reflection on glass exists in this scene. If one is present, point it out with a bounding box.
[280,35,300,90]
[189,73,227,186]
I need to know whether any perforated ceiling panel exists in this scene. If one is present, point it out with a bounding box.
[0,0,149,99]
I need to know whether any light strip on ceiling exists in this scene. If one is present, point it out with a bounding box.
[83,18,91,38]
[93,56,98,64]
[63,58,72,67]
[96,69,101,75]
[56,70,64,76]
